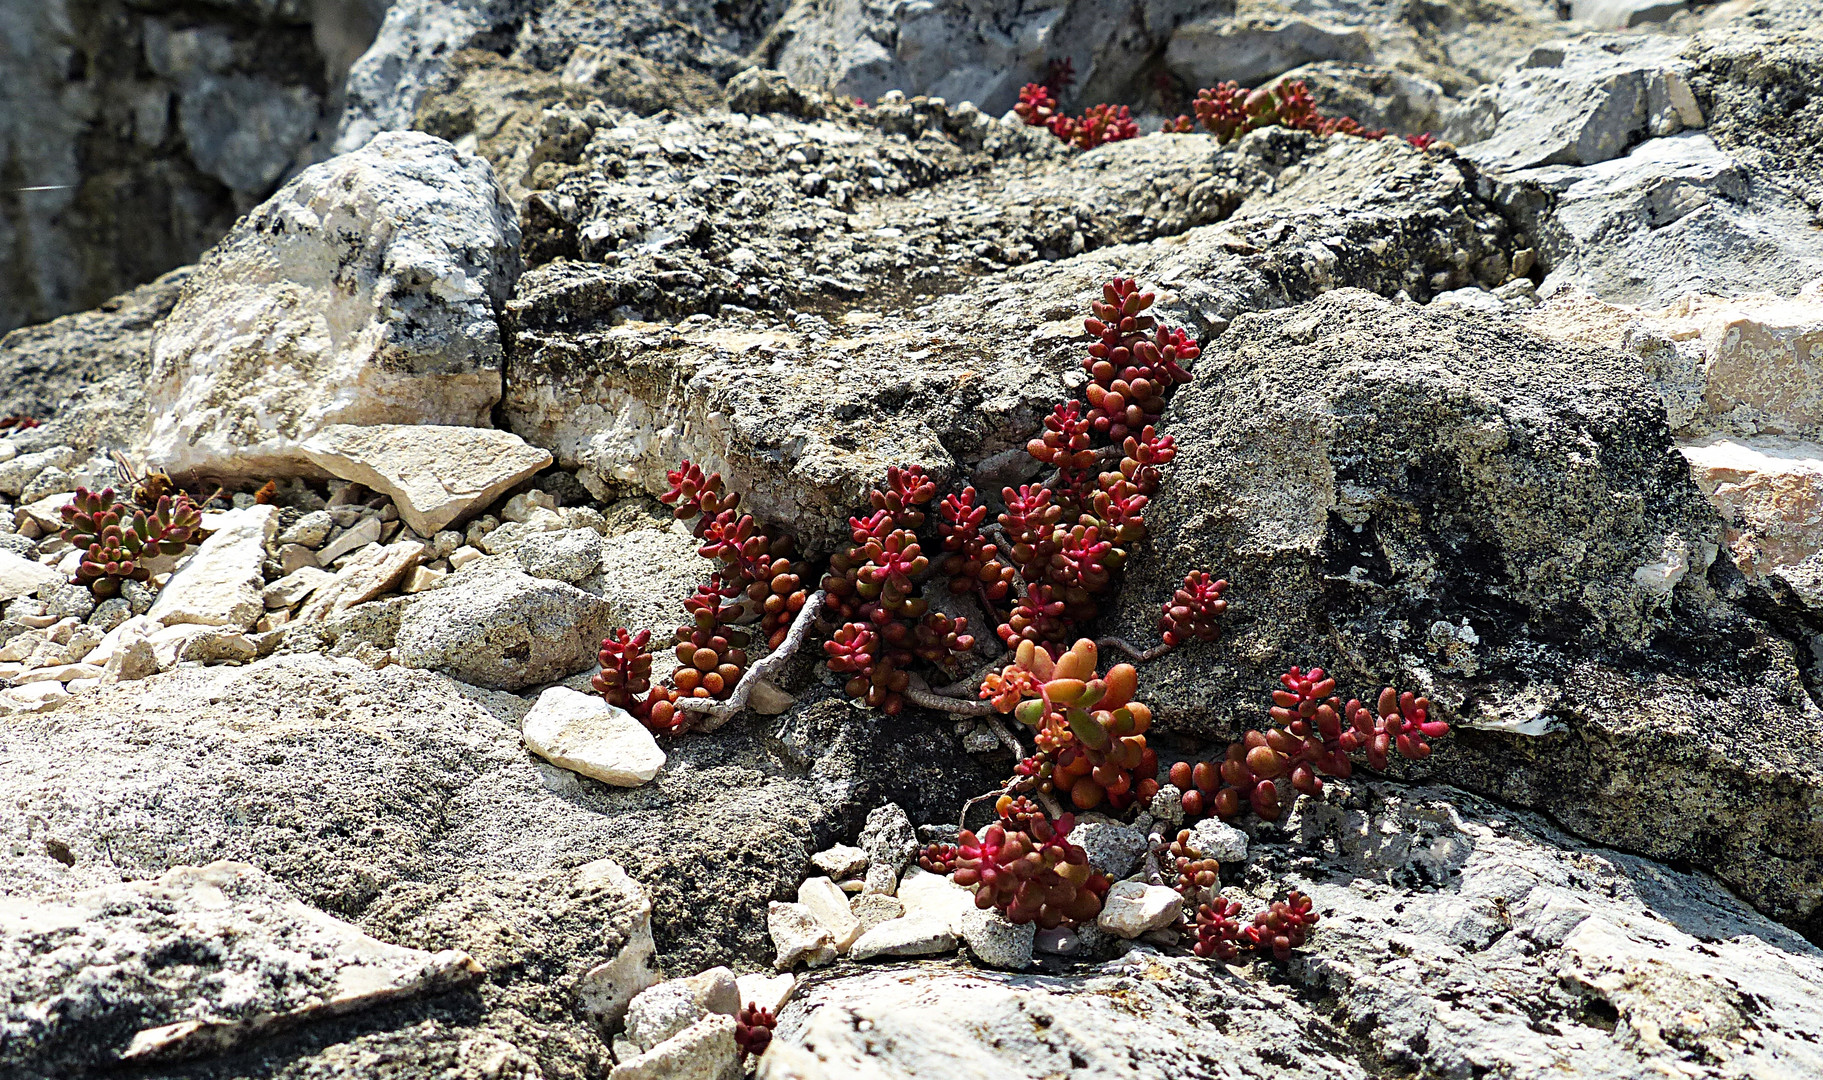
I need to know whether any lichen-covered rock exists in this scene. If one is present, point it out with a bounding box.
[395,564,613,689]
[143,131,522,480]
[1111,290,1823,937]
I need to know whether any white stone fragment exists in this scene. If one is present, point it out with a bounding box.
[519,686,663,787]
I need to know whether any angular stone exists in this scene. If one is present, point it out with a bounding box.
[142,132,521,480]
[959,905,1034,970]
[847,913,958,961]
[262,566,332,609]
[1070,818,1148,880]
[147,624,258,669]
[514,527,603,582]
[895,867,976,934]
[301,424,553,537]
[395,564,613,689]
[624,967,740,1053]
[294,541,423,623]
[810,844,868,880]
[796,876,862,952]
[277,510,334,548]
[1189,818,1249,864]
[1097,881,1183,940]
[0,861,480,1070]
[0,550,61,603]
[848,892,905,938]
[0,680,70,713]
[520,686,663,788]
[735,973,796,1017]
[768,901,836,971]
[607,1012,739,1080]
[146,505,277,631]
[314,516,382,566]
[859,803,916,896]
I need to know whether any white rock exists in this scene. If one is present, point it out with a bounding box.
[515,528,603,582]
[142,132,522,479]
[0,680,70,713]
[315,516,382,566]
[447,545,484,570]
[959,905,1034,970]
[848,913,959,961]
[14,662,103,684]
[102,636,160,684]
[768,901,836,971]
[0,549,61,602]
[1189,818,1250,863]
[624,967,740,1052]
[263,566,333,608]
[401,564,446,593]
[1097,881,1183,939]
[797,876,863,951]
[574,860,662,1030]
[301,424,553,537]
[607,1012,740,1080]
[146,505,277,631]
[520,686,663,787]
[810,844,868,880]
[277,510,335,548]
[0,447,74,498]
[501,489,558,523]
[1071,818,1149,879]
[734,973,796,1016]
[895,867,977,934]
[849,893,905,937]
[147,624,258,669]
[294,541,423,622]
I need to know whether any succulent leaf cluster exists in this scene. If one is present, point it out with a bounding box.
[58,486,201,597]
[1191,79,1387,143]
[735,1003,776,1060]
[0,413,41,432]
[983,638,1160,812]
[933,796,1110,928]
[1171,668,1449,822]
[591,628,684,734]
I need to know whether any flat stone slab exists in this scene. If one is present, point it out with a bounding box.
[146,504,277,631]
[0,861,480,1071]
[520,685,664,787]
[0,550,61,603]
[302,423,553,536]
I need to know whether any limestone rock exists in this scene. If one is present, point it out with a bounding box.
[1110,290,1823,932]
[395,564,614,689]
[734,973,796,1016]
[769,902,836,971]
[301,424,553,537]
[848,892,904,938]
[1070,818,1148,880]
[294,540,424,623]
[896,867,976,934]
[146,505,277,631]
[1097,881,1183,939]
[315,516,382,565]
[846,913,959,961]
[515,527,604,582]
[958,906,1034,971]
[142,132,521,480]
[858,803,916,896]
[796,877,862,952]
[810,844,868,880]
[608,1012,740,1080]
[520,686,663,788]
[263,566,332,609]
[624,967,740,1053]
[1166,14,1372,92]
[1189,818,1249,863]
[0,861,480,1073]
[0,550,61,603]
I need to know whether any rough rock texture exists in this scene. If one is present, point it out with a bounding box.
[1111,290,1823,937]
[147,505,279,630]
[763,783,1823,1080]
[0,1,384,333]
[143,131,523,480]
[396,564,615,690]
[0,861,481,1074]
[0,654,995,1078]
[503,115,1512,545]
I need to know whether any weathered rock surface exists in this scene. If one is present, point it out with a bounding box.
[146,505,278,630]
[395,564,614,689]
[0,655,995,1077]
[0,861,480,1075]
[143,131,522,480]
[302,424,554,536]
[1111,290,1823,937]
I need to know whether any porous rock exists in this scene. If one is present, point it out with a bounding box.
[395,563,614,689]
[847,913,958,961]
[769,902,836,971]
[858,802,917,896]
[1096,881,1183,939]
[1070,818,1148,880]
[515,527,604,582]
[302,423,553,537]
[608,1011,740,1080]
[142,132,521,480]
[623,967,740,1053]
[958,905,1035,970]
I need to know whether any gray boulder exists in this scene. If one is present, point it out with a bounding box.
[1110,290,1823,937]
[395,564,613,690]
